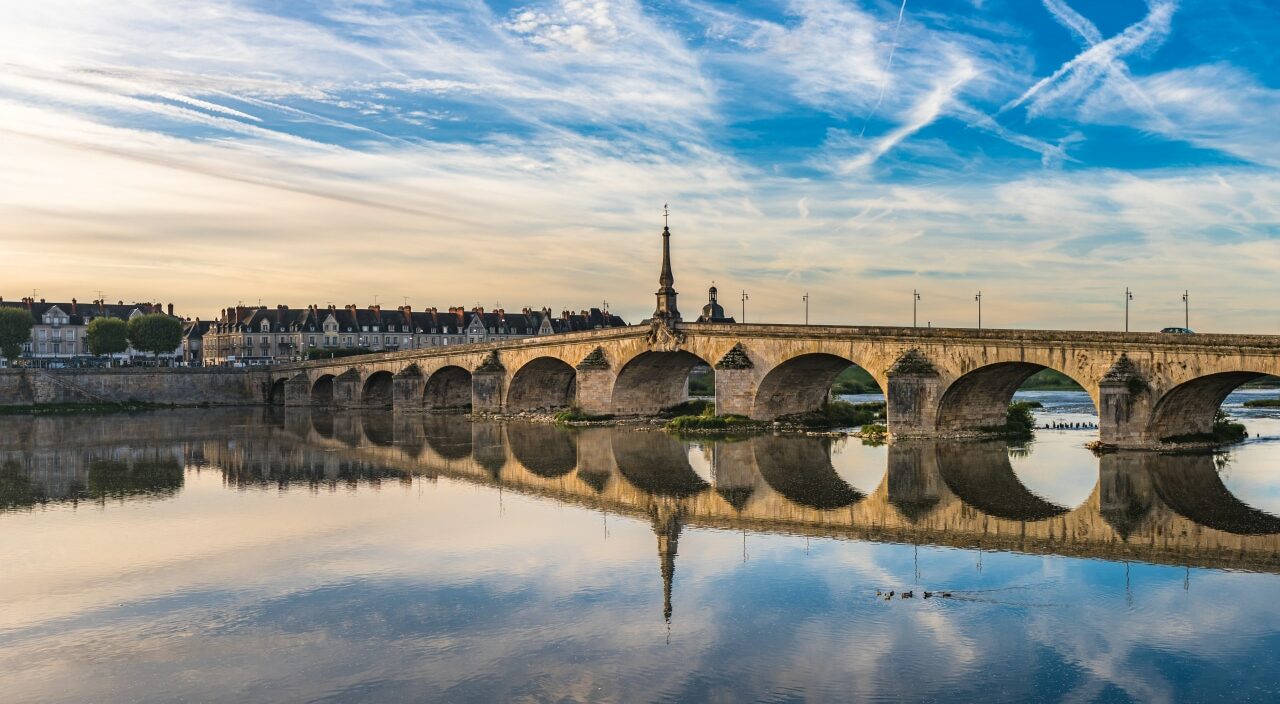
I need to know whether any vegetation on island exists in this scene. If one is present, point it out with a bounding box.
[552,406,615,423]
[777,399,886,429]
[86,317,129,358]
[979,401,1039,439]
[1161,409,1248,445]
[0,308,35,363]
[126,313,183,359]
[1243,398,1280,408]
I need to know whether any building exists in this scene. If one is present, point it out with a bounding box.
[181,319,213,366]
[0,296,182,368]
[201,304,628,366]
[695,285,736,323]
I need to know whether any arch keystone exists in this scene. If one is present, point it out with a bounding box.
[576,347,610,370]
[887,348,937,376]
[714,343,753,370]
[475,350,505,373]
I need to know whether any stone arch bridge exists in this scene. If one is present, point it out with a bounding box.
[262,321,1280,448]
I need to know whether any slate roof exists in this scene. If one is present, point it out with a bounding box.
[0,297,175,325]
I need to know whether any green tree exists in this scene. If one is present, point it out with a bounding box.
[86,317,128,358]
[0,308,34,364]
[126,314,182,362]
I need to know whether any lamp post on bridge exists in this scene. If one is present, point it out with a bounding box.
[1125,287,1134,332]
[912,290,921,328]
[975,291,982,330]
[1182,290,1189,330]
[802,293,809,325]
[741,290,749,323]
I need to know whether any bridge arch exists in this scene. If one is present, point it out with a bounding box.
[611,350,711,416]
[507,357,577,412]
[753,435,864,510]
[268,377,287,405]
[507,423,577,478]
[936,442,1071,521]
[935,362,1094,433]
[424,365,472,410]
[362,413,395,446]
[361,370,394,408]
[1146,371,1265,442]
[753,352,883,420]
[311,374,336,406]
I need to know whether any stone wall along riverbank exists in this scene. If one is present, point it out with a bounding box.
[0,368,261,407]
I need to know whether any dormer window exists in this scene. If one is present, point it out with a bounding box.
[260,320,270,332]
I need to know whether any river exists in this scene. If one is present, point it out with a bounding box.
[2,393,1280,702]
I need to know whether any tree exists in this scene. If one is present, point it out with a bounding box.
[86,317,129,358]
[0,308,34,364]
[126,314,182,363]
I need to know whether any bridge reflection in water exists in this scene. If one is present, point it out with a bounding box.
[4,408,1280,621]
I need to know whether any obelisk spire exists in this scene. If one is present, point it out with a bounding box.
[652,204,681,322]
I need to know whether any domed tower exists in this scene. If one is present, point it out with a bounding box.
[696,283,736,323]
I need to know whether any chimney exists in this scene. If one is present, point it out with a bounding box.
[40,297,45,303]
[70,298,78,314]
[167,302,174,316]
[117,300,123,305]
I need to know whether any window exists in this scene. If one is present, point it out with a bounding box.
[344,338,353,348]
[38,329,47,340]
[309,335,316,345]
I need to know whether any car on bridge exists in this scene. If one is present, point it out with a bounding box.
[1160,327,1195,334]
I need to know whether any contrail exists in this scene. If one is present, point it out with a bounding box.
[860,0,909,137]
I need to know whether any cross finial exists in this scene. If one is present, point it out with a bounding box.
[663,203,669,228]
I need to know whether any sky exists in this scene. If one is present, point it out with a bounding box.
[1,0,1278,332]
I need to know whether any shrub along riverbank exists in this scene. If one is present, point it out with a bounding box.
[0,401,178,416]
[1161,410,1248,445]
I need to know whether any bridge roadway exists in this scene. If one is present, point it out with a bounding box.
[262,321,1280,448]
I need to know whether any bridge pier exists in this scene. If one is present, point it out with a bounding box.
[575,367,616,416]
[884,351,941,438]
[472,352,505,413]
[1097,355,1154,447]
[283,373,311,407]
[392,366,424,412]
[331,369,362,408]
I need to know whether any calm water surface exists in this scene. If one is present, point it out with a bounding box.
[3,391,1280,703]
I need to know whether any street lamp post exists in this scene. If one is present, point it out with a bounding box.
[1182,290,1189,330]
[913,290,921,328]
[802,293,809,325]
[975,291,982,330]
[1125,287,1134,332]
[741,290,749,323]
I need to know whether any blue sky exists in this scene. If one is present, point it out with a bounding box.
[1,0,1278,330]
